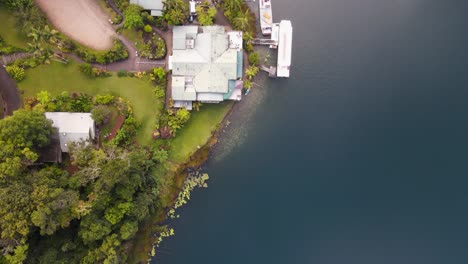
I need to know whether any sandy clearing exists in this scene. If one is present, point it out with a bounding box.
[35,0,116,50]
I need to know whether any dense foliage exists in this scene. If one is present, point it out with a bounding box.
[219,0,256,36]
[162,0,189,25]
[140,34,166,60]
[196,2,217,26]
[5,65,25,81]
[75,40,128,65]
[123,4,144,29]
[0,109,169,263]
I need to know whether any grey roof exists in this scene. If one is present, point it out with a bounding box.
[170,26,242,103]
[130,0,163,12]
[172,76,197,101]
[45,112,95,152]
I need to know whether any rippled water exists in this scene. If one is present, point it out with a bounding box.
[155,1,468,263]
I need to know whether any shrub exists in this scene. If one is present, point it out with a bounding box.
[94,95,115,105]
[244,42,254,53]
[76,40,128,64]
[79,64,111,78]
[143,25,152,33]
[153,67,166,81]
[111,116,141,146]
[70,93,93,112]
[117,70,128,77]
[153,87,165,99]
[245,65,259,80]
[5,65,25,82]
[79,63,93,76]
[248,52,260,66]
[168,109,190,136]
[155,37,166,58]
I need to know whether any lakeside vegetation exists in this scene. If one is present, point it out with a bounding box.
[0,0,241,263]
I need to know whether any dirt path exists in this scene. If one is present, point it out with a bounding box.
[35,0,116,50]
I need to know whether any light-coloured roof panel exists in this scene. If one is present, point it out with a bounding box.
[130,0,163,11]
[193,65,228,93]
[196,93,224,102]
[45,112,95,152]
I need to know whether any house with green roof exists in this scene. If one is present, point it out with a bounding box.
[169,26,243,110]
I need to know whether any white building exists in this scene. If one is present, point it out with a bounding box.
[130,0,163,16]
[45,112,96,152]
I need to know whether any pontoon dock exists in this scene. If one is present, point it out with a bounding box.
[276,20,292,78]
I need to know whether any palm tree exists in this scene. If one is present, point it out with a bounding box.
[223,0,243,12]
[233,9,250,31]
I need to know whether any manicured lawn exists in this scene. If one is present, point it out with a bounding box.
[121,28,146,52]
[169,102,232,163]
[0,7,29,49]
[18,61,163,145]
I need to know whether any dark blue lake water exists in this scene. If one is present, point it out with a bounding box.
[156,0,468,263]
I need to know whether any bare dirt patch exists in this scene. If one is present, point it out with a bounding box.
[35,0,116,50]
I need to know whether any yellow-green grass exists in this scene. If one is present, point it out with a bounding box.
[98,0,119,22]
[0,6,29,48]
[18,61,162,145]
[169,102,232,163]
[121,28,146,52]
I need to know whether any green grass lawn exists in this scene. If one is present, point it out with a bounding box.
[121,28,146,52]
[97,0,120,23]
[169,103,232,163]
[18,61,163,145]
[0,6,29,49]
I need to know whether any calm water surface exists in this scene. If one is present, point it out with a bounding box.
[156,0,468,263]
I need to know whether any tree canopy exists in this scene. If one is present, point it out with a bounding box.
[123,4,144,29]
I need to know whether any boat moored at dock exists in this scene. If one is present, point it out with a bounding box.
[259,0,273,35]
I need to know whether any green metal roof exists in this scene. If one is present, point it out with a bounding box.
[171,26,241,96]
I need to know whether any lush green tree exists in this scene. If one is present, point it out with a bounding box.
[153,67,166,81]
[91,105,112,125]
[168,108,191,135]
[245,65,259,80]
[152,149,168,163]
[29,167,79,235]
[120,221,138,240]
[196,4,216,26]
[123,4,144,29]
[0,110,52,176]
[233,9,251,31]
[163,0,188,25]
[248,52,260,66]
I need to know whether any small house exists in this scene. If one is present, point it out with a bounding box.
[45,112,96,153]
[130,0,163,16]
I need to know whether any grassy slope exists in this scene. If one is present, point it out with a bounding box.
[121,28,146,52]
[0,6,29,48]
[18,61,162,145]
[169,102,232,163]
[97,0,119,22]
